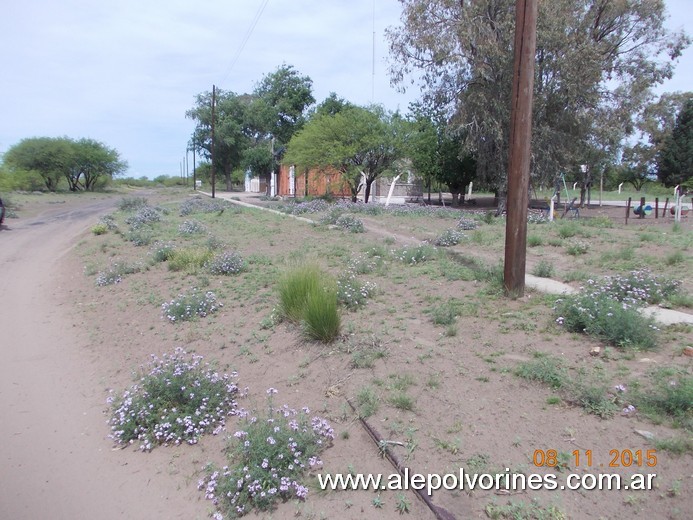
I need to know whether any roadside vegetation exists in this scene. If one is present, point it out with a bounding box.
[69,188,693,519]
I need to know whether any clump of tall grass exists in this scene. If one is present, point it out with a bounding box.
[277,265,340,342]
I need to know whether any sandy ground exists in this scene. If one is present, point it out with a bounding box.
[1,191,690,520]
[0,196,206,520]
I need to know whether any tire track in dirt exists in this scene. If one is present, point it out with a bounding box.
[0,199,204,519]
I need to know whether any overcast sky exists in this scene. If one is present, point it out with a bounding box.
[1,0,691,179]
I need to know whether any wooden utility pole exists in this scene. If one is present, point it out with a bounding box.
[211,84,216,198]
[504,0,538,297]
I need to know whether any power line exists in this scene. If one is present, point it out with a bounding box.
[219,0,270,85]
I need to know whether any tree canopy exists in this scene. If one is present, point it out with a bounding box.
[387,0,690,192]
[187,64,314,190]
[285,105,401,202]
[404,105,475,205]
[657,98,693,189]
[3,137,126,191]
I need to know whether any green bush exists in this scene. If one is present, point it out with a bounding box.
[556,293,657,350]
[118,196,149,212]
[150,241,176,263]
[429,299,462,326]
[532,260,555,278]
[515,353,568,389]
[392,244,436,265]
[557,221,579,238]
[635,370,693,430]
[91,223,108,235]
[125,228,153,246]
[527,235,543,247]
[168,248,213,273]
[565,240,589,255]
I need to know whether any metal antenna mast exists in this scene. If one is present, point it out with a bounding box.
[372,0,376,103]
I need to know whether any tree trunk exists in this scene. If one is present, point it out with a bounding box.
[364,181,372,203]
[495,191,507,216]
[451,191,460,207]
[225,166,232,191]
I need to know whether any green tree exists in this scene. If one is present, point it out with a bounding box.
[387,0,690,193]
[285,105,401,202]
[623,92,693,190]
[187,90,252,191]
[312,92,354,118]
[250,64,315,146]
[437,134,476,206]
[3,137,126,191]
[64,138,127,191]
[3,137,72,191]
[404,105,476,206]
[658,99,693,189]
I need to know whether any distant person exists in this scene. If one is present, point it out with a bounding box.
[0,197,5,225]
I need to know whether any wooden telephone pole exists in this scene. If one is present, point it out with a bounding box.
[211,84,216,198]
[504,0,538,297]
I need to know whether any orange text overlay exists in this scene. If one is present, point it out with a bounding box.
[533,449,658,469]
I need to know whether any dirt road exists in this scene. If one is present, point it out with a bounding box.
[0,198,203,519]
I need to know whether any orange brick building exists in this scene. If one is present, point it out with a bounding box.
[276,164,351,198]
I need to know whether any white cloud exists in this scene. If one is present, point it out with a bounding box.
[0,0,690,179]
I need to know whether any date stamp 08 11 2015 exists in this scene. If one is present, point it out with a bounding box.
[533,449,657,469]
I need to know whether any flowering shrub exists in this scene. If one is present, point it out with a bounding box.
[434,228,466,247]
[150,241,176,263]
[198,391,334,518]
[457,217,478,230]
[334,214,364,233]
[337,274,377,310]
[555,292,658,350]
[162,289,223,322]
[387,204,459,219]
[584,269,679,306]
[125,205,161,229]
[278,199,330,215]
[392,244,436,265]
[318,207,343,225]
[96,262,140,286]
[124,228,153,246]
[566,239,589,255]
[179,219,206,235]
[108,348,238,451]
[553,270,680,349]
[207,251,246,275]
[99,214,119,231]
[96,269,122,286]
[180,197,231,216]
[346,253,382,275]
[527,211,549,224]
